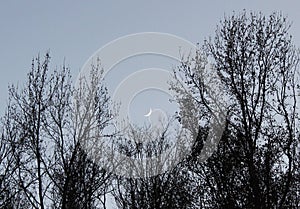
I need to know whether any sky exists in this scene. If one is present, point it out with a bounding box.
[1,0,300,117]
[1,1,300,208]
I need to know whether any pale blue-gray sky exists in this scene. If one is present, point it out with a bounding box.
[1,0,300,116]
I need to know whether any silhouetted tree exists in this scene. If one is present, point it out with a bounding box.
[174,11,300,208]
[49,62,113,209]
[2,53,114,209]
[112,124,195,209]
[1,11,299,209]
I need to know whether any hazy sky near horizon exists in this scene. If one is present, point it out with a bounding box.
[1,1,300,208]
[1,1,300,116]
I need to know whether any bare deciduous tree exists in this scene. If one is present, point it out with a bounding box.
[2,54,114,209]
[173,12,300,208]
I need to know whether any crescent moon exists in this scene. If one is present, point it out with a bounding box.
[144,108,152,117]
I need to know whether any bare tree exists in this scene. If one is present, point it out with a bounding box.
[2,53,114,209]
[173,12,300,208]
[4,54,54,209]
[49,61,114,209]
[1,11,299,209]
[110,119,196,209]
[0,119,22,209]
